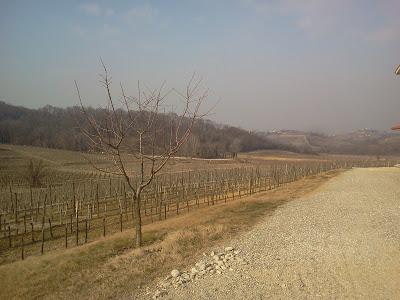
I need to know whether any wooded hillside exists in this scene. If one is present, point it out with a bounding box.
[0,101,283,158]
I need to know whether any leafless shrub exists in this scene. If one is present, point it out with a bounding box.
[23,160,47,187]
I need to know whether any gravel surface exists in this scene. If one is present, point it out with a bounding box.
[154,168,400,299]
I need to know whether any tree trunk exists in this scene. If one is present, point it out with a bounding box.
[133,191,142,247]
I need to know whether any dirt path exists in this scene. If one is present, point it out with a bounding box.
[162,168,400,299]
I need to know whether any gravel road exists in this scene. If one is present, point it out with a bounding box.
[160,168,400,299]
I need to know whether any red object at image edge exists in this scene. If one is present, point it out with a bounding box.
[391,124,400,131]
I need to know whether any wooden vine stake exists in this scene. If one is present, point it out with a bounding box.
[21,235,25,260]
[41,226,45,255]
[31,222,34,242]
[8,226,11,248]
[48,218,53,239]
[85,219,88,243]
[75,200,79,246]
[65,224,68,248]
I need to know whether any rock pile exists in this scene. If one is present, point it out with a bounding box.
[152,246,248,299]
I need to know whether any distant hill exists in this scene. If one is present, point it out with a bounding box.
[264,129,400,155]
[0,101,284,158]
[2,101,397,157]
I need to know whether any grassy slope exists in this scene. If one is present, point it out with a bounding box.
[0,144,246,179]
[0,170,341,299]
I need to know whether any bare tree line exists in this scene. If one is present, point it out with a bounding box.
[0,103,279,158]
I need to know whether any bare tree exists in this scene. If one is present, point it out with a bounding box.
[75,62,209,246]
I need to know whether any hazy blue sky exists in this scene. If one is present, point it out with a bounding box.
[1,0,399,133]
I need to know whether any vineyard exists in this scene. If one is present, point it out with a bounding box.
[0,153,396,264]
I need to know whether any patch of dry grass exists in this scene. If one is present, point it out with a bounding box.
[0,169,342,299]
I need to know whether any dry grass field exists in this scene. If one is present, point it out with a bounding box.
[0,144,245,185]
[1,144,391,185]
[238,149,384,163]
